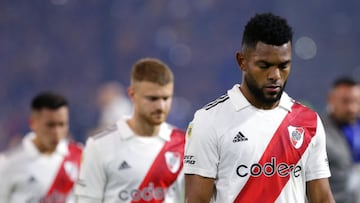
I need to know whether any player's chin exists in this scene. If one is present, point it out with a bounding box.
[264,94,281,104]
[50,139,59,145]
[149,119,164,126]
[153,116,167,125]
[45,141,59,151]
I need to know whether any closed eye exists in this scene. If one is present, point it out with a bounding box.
[146,96,170,102]
[278,61,291,69]
[257,61,272,69]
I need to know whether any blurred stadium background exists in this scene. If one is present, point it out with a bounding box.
[1,0,360,150]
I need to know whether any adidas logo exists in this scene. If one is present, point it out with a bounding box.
[233,131,248,143]
[118,161,131,170]
[27,176,36,184]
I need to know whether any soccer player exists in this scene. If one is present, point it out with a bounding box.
[75,58,185,203]
[321,77,360,203]
[184,13,335,203]
[0,92,82,203]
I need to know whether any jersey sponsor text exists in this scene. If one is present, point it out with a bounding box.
[118,183,165,201]
[236,157,302,178]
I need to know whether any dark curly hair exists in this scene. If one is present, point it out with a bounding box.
[242,13,293,49]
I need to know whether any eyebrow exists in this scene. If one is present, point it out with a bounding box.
[256,60,291,66]
[279,60,291,65]
[145,95,170,100]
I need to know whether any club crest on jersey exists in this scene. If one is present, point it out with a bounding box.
[165,151,181,173]
[287,126,304,149]
[64,161,79,181]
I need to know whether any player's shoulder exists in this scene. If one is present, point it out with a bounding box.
[169,126,186,142]
[67,139,83,153]
[292,99,318,115]
[202,93,230,111]
[168,123,186,136]
[161,122,185,140]
[288,99,320,127]
[281,92,317,114]
[84,124,121,155]
[89,123,120,143]
[0,142,28,170]
[1,142,26,159]
[194,93,231,123]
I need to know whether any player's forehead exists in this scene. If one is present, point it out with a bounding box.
[32,106,69,119]
[245,41,292,62]
[134,81,173,96]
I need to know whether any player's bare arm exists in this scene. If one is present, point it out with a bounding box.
[306,178,335,203]
[185,174,215,203]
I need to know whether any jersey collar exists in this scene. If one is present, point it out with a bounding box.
[228,84,293,112]
[23,132,69,157]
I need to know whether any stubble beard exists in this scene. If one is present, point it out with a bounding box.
[143,111,167,126]
[245,74,286,106]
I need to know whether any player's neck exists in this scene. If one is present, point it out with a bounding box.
[127,117,161,137]
[239,85,279,110]
[32,137,56,155]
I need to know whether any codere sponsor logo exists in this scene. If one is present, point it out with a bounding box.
[236,157,302,178]
[118,183,165,201]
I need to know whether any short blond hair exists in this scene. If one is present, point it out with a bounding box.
[130,58,174,86]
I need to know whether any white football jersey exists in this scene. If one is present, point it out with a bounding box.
[184,84,331,203]
[75,119,185,203]
[0,133,82,203]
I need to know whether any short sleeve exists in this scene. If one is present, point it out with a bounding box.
[183,109,219,178]
[74,138,106,201]
[305,115,331,181]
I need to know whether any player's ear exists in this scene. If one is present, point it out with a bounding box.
[127,86,135,101]
[236,52,246,71]
[29,113,37,131]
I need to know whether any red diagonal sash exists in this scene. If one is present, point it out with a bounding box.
[131,129,185,203]
[41,142,82,203]
[234,103,317,203]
